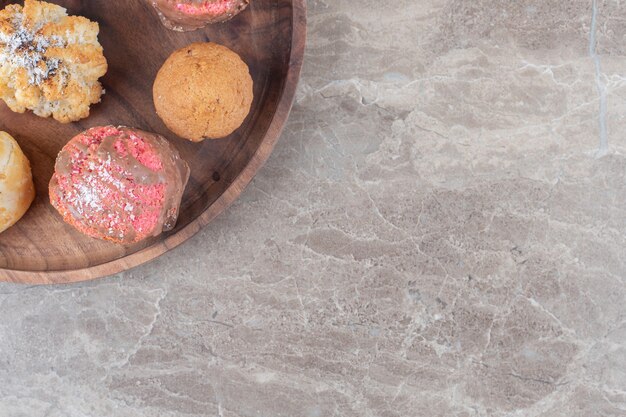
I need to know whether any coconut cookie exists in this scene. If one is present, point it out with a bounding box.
[0,0,108,123]
[0,132,35,234]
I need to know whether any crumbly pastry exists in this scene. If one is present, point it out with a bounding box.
[0,131,35,234]
[153,42,253,141]
[49,126,190,244]
[150,0,250,31]
[0,0,108,123]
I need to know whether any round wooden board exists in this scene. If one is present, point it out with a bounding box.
[0,0,306,284]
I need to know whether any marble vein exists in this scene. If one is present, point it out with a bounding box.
[589,0,609,156]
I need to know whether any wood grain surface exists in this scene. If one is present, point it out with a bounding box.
[0,0,306,284]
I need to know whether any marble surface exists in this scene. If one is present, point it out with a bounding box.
[1,0,626,415]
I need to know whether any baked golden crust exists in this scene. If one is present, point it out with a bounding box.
[153,42,253,141]
[0,131,35,234]
[0,0,107,123]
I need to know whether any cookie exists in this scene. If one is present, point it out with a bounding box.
[49,126,190,244]
[0,131,35,234]
[150,0,250,31]
[0,0,108,123]
[153,42,253,141]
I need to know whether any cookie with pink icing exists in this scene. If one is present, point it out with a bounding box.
[49,126,190,244]
[149,0,250,31]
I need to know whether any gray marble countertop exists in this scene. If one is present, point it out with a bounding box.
[1,1,626,416]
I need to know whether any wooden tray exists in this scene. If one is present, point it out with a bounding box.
[0,0,306,284]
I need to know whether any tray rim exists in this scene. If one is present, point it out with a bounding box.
[0,0,307,285]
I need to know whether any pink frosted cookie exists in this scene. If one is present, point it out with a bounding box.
[150,0,250,31]
[49,126,190,244]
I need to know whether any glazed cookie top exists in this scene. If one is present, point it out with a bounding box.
[49,126,190,244]
[150,0,250,31]
[0,0,108,123]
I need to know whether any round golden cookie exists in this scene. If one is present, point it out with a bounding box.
[153,42,254,141]
[0,132,35,234]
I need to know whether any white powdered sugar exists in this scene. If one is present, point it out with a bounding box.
[0,12,65,86]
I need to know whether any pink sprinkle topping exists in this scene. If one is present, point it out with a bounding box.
[127,133,163,171]
[174,0,234,15]
[131,184,166,234]
[113,139,127,156]
[80,126,121,145]
[52,126,170,243]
